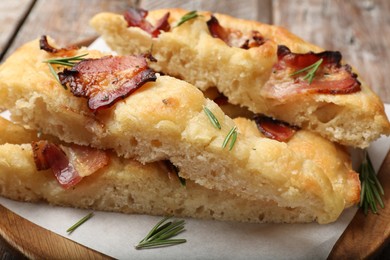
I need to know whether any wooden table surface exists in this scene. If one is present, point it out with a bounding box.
[0,0,389,259]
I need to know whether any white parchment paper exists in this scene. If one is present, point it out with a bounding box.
[0,39,389,259]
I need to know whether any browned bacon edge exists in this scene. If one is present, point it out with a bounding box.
[39,35,78,55]
[58,55,157,111]
[253,115,297,142]
[32,140,108,189]
[206,15,265,48]
[32,140,83,189]
[273,45,361,95]
[124,8,170,38]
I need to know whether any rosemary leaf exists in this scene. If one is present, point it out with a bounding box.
[67,212,94,234]
[203,107,221,129]
[367,154,384,195]
[47,64,67,90]
[135,216,187,249]
[176,10,199,27]
[135,239,187,249]
[222,126,238,151]
[43,53,88,67]
[358,150,385,214]
[290,58,323,84]
[229,128,238,151]
[178,176,186,186]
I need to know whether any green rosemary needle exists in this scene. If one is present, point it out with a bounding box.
[47,63,66,89]
[43,53,87,89]
[359,150,385,215]
[289,58,323,84]
[66,212,94,234]
[135,216,187,249]
[175,10,199,27]
[222,126,238,151]
[204,107,221,129]
[43,53,88,67]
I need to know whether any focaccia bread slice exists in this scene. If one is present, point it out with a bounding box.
[0,38,359,223]
[0,117,312,223]
[90,9,390,148]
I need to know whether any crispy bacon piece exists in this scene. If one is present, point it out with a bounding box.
[207,15,265,49]
[39,35,78,56]
[213,93,229,106]
[262,45,361,98]
[32,140,82,189]
[240,31,265,49]
[124,8,170,38]
[32,140,109,189]
[58,55,157,111]
[277,45,344,71]
[60,145,109,178]
[253,115,297,142]
[207,15,230,44]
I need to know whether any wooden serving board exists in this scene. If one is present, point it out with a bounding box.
[0,150,389,259]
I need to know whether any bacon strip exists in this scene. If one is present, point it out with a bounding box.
[277,45,343,71]
[60,145,109,178]
[253,115,297,142]
[124,8,170,38]
[213,93,229,106]
[240,31,265,49]
[32,140,82,189]
[207,15,230,44]
[39,35,78,56]
[206,15,265,49]
[261,46,361,99]
[58,55,157,111]
[32,140,109,189]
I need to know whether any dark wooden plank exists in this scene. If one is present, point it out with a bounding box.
[2,0,138,61]
[273,0,390,103]
[0,0,35,61]
[0,232,27,260]
[328,150,390,259]
[140,0,273,22]
[0,205,111,259]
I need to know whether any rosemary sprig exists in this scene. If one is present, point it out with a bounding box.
[43,53,88,67]
[204,107,221,129]
[67,212,94,234]
[358,150,385,215]
[47,63,66,89]
[222,126,238,151]
[135,216,186,249]
[289,58,323,84]
[178,175,187,186]
[175,10,199,27]
[43,53,87,89]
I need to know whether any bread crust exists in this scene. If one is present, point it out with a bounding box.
[0,119,316,223]
[0,39,360,223]
[90,9,390,148]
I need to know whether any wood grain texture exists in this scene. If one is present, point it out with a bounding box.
[0,205,111,259]
[329,150,390,259]
[273,0,390,103]
[1,0,138,61]
[0,0,35,60]
[140,0,272,22]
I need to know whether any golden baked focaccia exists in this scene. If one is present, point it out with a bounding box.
[0,38,359,223]
[90,8,390,148]
[0,117,314,223]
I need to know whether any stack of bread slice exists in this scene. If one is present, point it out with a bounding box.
[91,9,390,148]
[0,8,389,224]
